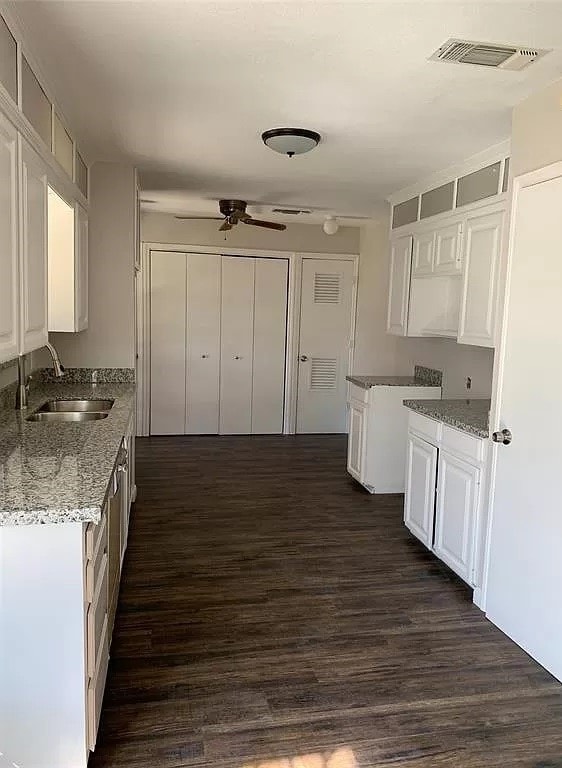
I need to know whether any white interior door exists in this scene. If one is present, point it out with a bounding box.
[186,253,221,434]
[219,256,254,434]
[150,251,186,434]
[485,170,562,681]
[296,258,355,433]
[252,258,288,434]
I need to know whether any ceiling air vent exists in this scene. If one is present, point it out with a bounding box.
[272,208,311,215]
[430,39,548,70]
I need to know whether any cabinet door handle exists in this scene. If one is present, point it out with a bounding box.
[299,354,308,362]
[201,354,209,359]
[234,355,243,360]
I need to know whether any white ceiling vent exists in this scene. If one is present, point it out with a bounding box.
[430,39,549,70]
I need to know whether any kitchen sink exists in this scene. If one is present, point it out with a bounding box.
[37,399,114,413]
[26,411,109,423]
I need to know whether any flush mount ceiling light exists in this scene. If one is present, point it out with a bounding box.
[262,128,321,157]
[323,216,339,235]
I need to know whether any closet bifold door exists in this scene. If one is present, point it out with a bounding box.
[252,258,288,433]
[219,256,255,434]
[186,253,221,434]
[150,251,187,434]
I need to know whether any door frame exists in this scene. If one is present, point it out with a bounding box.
[136,242,358,436]
[479,159,562,611]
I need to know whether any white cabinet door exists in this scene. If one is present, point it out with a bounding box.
[347,399,366,481]
[434,222,462,275]
[186,253,221,434]
[386,235,412,335]
[75,204,88,331]
[404,433,438,548]
[220,256,254,434]
[0,113,19,363]
[412,231,434,277]
[434,451,479,583]
[20,140,48,353]
[457,210,503,348]
[150,251,187,434]
[252,257,288,434]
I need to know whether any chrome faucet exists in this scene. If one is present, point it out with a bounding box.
[15,343,65,410]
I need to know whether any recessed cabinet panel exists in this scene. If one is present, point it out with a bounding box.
[53,113,74,178]
[75,204,88,331]
[0,14,17,102]
[0,113,18,363]
[347,400,365,481]
[21,56,52,148]
[404,434,438,548]
[458,210,502,347]
[434,451,479,583]
[20,141,48,353]
[412,231,434,276]
[434,222,462,274]
[387,235,412,336]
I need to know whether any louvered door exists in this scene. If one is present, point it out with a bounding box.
[296,258,355,433]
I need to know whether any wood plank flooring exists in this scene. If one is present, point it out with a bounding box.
[90,435,562,768]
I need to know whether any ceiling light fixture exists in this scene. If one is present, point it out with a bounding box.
[262,128,321,158]
[323,216,339,235]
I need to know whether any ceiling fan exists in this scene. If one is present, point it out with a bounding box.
[176,199,286,232]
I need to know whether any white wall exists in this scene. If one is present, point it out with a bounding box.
[512,77,562,177]
[49,163,137,368]
[142,212,360,254]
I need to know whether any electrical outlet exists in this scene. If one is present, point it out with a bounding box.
[466,376,472,391]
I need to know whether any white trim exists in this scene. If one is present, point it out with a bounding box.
[479,159,562,611]
[387,139,511,206]
[138,242,359,436]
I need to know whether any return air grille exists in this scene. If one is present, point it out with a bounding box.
[430,39,548,70]
[310,358,338,390]
[313,272,341,304]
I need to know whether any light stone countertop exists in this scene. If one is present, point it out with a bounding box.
[403,398,491,438]
[0,380,136,526]
[346,375,438,389]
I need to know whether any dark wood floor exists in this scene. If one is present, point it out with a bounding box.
[90,435,562,768]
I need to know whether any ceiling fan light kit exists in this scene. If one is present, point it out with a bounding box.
[262,128,321,157]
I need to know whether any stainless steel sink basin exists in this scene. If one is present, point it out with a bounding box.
[26,411,109,423]
[37,399,114,413]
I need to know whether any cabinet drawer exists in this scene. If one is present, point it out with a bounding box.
[442,424,486,464]
[408,411,441,444]
[85,513,107,602]
[87,616,109,751]
[348,383,369,403]
[87,552,108,678]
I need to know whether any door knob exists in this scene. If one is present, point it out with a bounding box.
[299,355,308,362]
[492,428,512,445]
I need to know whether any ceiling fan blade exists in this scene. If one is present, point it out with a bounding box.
[243,218,286,231]
[175,215,223,221]
[218,220,232,232]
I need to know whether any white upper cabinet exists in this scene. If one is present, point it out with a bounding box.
[0,113,19,364]
[20,139,48,354]
[434,221,463,274]
[75,204,88,331]
[386,234,412,336]
[412,231,434,277]
[457,209,503,348]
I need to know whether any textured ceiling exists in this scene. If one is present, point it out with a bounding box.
[10,1,562,220]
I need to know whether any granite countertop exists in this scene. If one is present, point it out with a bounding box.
[347,375,439,389]
[0,380,136,526]
[403,398,491,439]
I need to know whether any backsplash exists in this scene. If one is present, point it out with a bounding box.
[414,365,443,387]
[38,367,135,384]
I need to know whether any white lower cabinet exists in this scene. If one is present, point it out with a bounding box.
[404,411,487,587]
[346,383,441,493]
[404,434,438,548]
[433,450,480,583]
